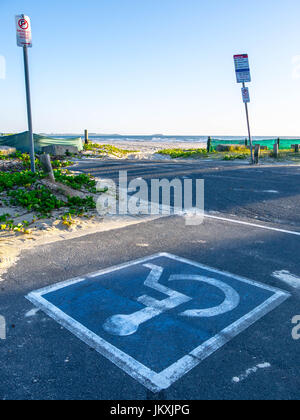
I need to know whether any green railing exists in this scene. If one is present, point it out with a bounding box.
[209,138,300,151]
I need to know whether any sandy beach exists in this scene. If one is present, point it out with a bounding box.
[88,139,208,160]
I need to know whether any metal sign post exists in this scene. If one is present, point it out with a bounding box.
[23,45,35,172]
[16,14,35,172]
[234,54,254,164]
[242,83,254,164]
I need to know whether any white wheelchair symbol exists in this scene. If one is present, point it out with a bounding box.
[103,264,240,336]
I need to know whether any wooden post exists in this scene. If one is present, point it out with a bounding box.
[254,144,260,164]
[273,143,279,159]
[245,138,248,146]
[84,129,89,145]
[277,138,280,147]
[207,137,211,153]
[39,154,55,182]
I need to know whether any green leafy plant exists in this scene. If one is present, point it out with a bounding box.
[0,171,43,192]
[223,154,249,161]
[8,186,66,217]
[51,159,74,169]
[10,152,41,169]
[61,213,76,228]
[54,170,97,193]
[0,163,101,229]
[83,143,137,156]
[0,214,32,234]
[157,148,209,159]
[66,196,96,214]
[0,213,11,223]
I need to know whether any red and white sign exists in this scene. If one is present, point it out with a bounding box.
[241,87,250,103]
[15,15,32,47]
[234,54,251,83]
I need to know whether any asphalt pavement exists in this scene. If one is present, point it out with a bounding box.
[0,159,299,400]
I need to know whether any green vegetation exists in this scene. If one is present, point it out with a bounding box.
[84,143,138,157]
[8,186,65,217]
[0,155,10,161]
[0,150,103,233]
[11,152,40,169]
[51,159,74,169]
[158,147,252,160]
[269,149,300,160]
[157,148,210,159]
[158,146,300,162]
[0,151,73,169]
[54,170,98,193]
[0,213,12,223]
[0,170,42,192]
[67,196,96,214]
[61,213,76,228]
[6,184,96,218]
[222,153,250,161]
[0,169,100,228]
[215,145,249,153]
[0,213,31,234]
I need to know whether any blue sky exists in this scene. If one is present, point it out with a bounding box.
[1,0,300,135]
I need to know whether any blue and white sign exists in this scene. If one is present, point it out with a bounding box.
[26,253,289,392]
[234,54,251,83]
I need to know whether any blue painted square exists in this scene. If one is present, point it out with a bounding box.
[27,253,289,391]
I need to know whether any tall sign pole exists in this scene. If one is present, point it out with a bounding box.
[242,82,253,163]
[16,14,35,173]
[234,54,254,164]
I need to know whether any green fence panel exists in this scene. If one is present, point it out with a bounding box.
[0,132,83,153]
[277,139,300,150]
[209,138,300,151]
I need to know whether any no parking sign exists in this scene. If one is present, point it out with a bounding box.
[15,15,32,47]
[242,87,250,103]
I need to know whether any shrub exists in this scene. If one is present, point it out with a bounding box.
[0,171,42,192]
[157,149,208,159]
[54,170,97,193]
[8,186,66,216]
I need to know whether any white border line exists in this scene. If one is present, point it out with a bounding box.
[26,253,290,393]
[205,214,300,236]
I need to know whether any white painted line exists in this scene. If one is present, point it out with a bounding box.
[0,315,5,340]
[26,253,290,393]
[161,253,290,295]
[169,275,240,318]
[103,264,191,336]
[272,270,300,289]
[25,308,40,318]
[233,188,279,194]
[232,362,271,383]
[26,291,169,393]
[205,214,300,237]
[261,190,279,194]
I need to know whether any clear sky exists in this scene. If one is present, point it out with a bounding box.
[1,0,300,135]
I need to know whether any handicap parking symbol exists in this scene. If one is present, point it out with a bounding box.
[27,253,289,392]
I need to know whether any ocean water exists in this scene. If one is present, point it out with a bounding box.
[51,135,300,144]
